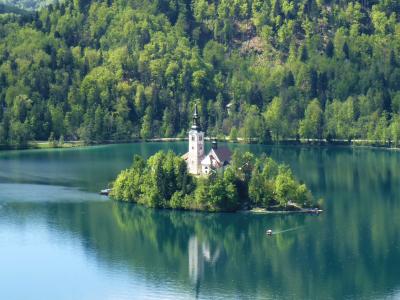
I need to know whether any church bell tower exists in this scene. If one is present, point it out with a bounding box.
[188,104,204,175]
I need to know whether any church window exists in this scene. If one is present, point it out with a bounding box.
[199,136,202,141]
[192,147,194,150]
[191,136,195,141]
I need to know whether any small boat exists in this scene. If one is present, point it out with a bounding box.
[100,188,112,196]
[266,229,273,236]
[309,208,322,214]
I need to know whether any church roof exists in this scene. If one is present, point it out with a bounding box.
[201,147,231,166]
[181,152,189,160]
[212,147,232,164]
[201,154,212,165]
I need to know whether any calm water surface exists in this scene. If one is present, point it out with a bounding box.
[0,142,400,300]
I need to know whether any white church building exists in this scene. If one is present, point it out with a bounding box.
[182,104,232,176]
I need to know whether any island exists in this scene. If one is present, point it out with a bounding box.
[111,106,320,212]
[111,149,319,212]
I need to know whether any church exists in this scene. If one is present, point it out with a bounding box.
[182,104,232,176]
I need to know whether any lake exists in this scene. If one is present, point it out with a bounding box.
[0,142,400,299]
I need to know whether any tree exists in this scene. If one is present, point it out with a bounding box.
[161,108,174,137]
[48,132,57,147]
[229,126,238,141]
[343,42,350,59]
[248,161,264,206]
[324,98,355,140]
[264,97,285,141]
[300,45,308,62]
[59,135,64,147]
[203,41,225,68]
[241,105,269,143]
[9,121,30,147]
[49,106,64,138]
[326,40,334,58]
[274,166,298,205]
[94,106,104,142]
[299,99,323,140]
[140,108,153,139]
[390,115,400,147]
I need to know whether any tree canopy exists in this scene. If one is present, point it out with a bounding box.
[0,0,400,147]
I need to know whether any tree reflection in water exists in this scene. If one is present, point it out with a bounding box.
[2,144,400,299]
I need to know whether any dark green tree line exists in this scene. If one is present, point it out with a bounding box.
[0,0,399,146]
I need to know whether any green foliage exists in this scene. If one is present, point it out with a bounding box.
[111,151,195,208]
[229,126,238,141]
[241,105,271,143]
[111,150,315,211]
[1,0,51,11]
[299,99,323,139]
[1,0,399,146]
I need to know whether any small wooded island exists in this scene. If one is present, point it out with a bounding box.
[111,104,318,212]
[111,149,317,212]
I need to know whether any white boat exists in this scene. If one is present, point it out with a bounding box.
[100,188,112,196]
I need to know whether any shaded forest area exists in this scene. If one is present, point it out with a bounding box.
[0,0,400,147]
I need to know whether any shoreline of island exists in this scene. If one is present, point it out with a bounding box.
[111,198,323,215]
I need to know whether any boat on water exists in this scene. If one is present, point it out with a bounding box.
[266,229,273,236]
[100,188,112,196]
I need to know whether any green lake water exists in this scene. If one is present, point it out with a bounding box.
[0,142,399,299]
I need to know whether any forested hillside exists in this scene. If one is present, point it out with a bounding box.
[0,3,34,14]
[0,0,399,147]
[0,0,52,11]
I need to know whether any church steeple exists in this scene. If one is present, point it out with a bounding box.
[191,103,200,131]
[188,103,204,175]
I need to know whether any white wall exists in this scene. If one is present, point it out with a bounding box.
[188,130,204,175]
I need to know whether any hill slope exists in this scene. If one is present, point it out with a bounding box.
[0,2,34,14]
[0,0,399,147]
[0,0,52,11]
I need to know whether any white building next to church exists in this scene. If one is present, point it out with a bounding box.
[182,104,231,176]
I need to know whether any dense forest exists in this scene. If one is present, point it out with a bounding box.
[0,0,51,10]
[0,0,399,147]
[111,150,315,211]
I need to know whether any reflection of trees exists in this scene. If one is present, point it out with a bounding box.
[108,203,317,298]
[81,146,400,298]
[3,145,400,299]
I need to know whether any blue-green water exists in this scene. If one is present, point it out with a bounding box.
[1,142,400,299]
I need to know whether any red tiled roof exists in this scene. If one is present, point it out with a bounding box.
[212,147,231,163]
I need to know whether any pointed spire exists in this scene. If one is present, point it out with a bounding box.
[191,103,201,130]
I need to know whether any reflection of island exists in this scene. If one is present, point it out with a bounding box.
[188,235,221,297]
